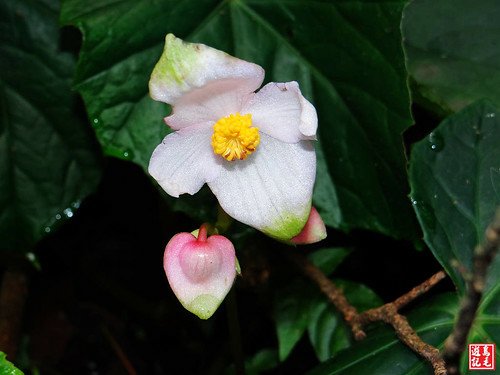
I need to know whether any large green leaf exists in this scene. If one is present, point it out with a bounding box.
[276,278,382,363]
[307,280,382,362]
[275,280,316,362]
[403,0,500,114]
[409,100,500,293]
[275,248,351,361]
[275,247,381,362]
[307,293,457,375]
[307,289,500,375]
[313,99,500,374]
[61,0,418,239]
[0,0,101,253]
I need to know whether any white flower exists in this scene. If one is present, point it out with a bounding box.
[149,34,317,240]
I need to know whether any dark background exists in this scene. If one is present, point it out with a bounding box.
[16,106,453,374]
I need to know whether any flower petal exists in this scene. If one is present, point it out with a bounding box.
[291,207,327,245]
[164,231,236,319]
[208,134,316,240]
[148,126,221,197]
[242,81,318,143]
[149,34,264,106]
[165,80,252,130]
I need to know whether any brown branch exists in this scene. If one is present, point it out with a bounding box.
[101,325,137,375]
[361,303,445,375]
[288,252,365,339]
[0,269,28,360]
[357,272,447,375]
[289,251,447,375]
[392,271,447,310]
[443,209,500,375]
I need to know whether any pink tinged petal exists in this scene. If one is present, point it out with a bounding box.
[208,134,316,241]
[149,34,264,106]
[164,227,237,319]
[291,207,327,245]
[242,81,318,143]
[148,126,222,197]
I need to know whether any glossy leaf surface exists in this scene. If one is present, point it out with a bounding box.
[275,247,381,362]
[0,0,101,253]
[403,0,500,114]
[409,100,500,292]
[307,293,458,375]
[61,0,417,239]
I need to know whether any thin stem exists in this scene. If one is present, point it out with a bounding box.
[288,251,366,339]
[289,249,447,375]
[393,271,447,310]
[226,287,245,375]
[197,224,208,242]
[101,325,137,375]
[0,268,28,360]
[360,304,446,375]
[443,209,500,375]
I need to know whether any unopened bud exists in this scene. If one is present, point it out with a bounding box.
[291,207,327,245]
[164,224,237,319]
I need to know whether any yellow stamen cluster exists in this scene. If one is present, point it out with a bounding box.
[211,113,260,161]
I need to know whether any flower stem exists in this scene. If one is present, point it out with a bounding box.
[0,268,29,360]
[197,224,208,242]
[226,287,245,375]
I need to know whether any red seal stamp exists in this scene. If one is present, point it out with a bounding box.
[468,343,496,370]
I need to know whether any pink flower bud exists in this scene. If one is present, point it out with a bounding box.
[291,207,327,245]
[164,225,237,319]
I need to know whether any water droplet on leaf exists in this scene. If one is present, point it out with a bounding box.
[122,149,134,160]
[428,132,444,152]
[63,208,74,218]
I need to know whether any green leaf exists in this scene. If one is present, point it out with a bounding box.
[275,280,317,362]
[409,100,500,293]
[225,348,279,375]
[316,99,500,375]
[308,247,351,276]
[244,348,279,375]
[0,0,101,253]
[275,270,381,362]
[308,285,500,375]
[307,280,382,362]
[403,0,500,114]
[61,0,418,239]
[307,293,458,375]
[0,352,23,375]
[275,248,351,361]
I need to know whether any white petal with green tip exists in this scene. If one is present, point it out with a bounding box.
[208,134,315,240]
[149,34,263,105]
